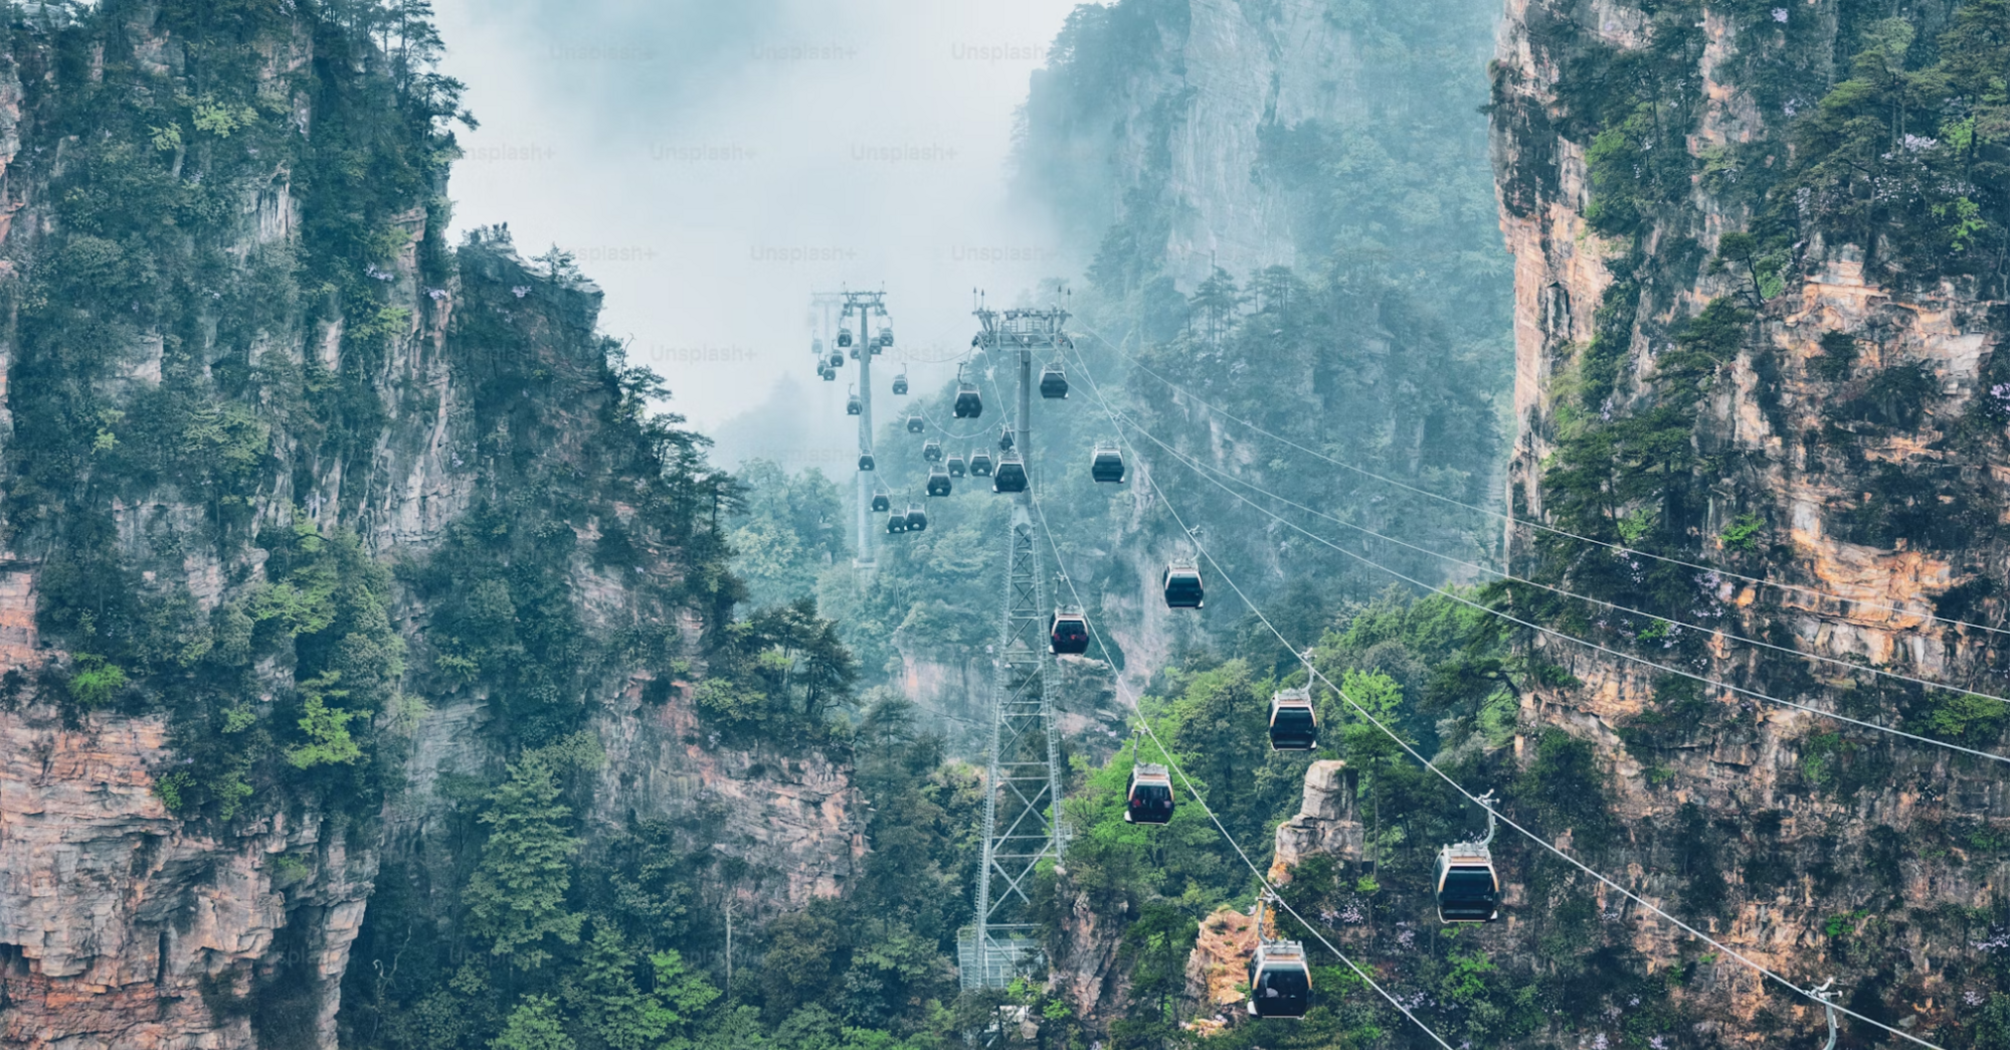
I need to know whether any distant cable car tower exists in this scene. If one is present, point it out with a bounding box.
[825,288,889,575]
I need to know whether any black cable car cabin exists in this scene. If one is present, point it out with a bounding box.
[1162,561,1204,609]
[892,373,909,396]
[886,512,907,534]
[927,467,952,497]
[953,383,983,419]
[878,328,894,349]
[858,452,875,472]
[1246,942,1312,1019]
[906,415,926,434]
[968,450,994,477]
[904,503,928,532]
[993,452,1028,493]
[846,391,862,416]
[1090,445,1125,484]
[998,426,1014,451]
[870,487,891,513]
[1049,607,1089,655]
[1268,688,1317,751]
[819,365,835,382]
[829,350,846,369]
[947,455,967,478]
[1040,364,1069,399]
[1434,843,1499,924]
[1124,763,1175,825]
[922,440,943,463]
[837,330,853,348]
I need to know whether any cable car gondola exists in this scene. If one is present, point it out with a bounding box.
[927,466,952,497]
[819,365,835,382]
[904,503,928,532]
[1247,939,1311,1019]
[993,451,1027,493]
[870,486,891,513]
[1090,444,1125,484]
[1124,762,1175,825]
[1267,687,1317,751]
[837,330,853,349]
[1435,793,1501,924]
[953,382,983,419]
[998,426,1014,452]
[947,454,967,478]
[846,388,862,416]
[906,415,926,435]
[922,440,943,463]
[858,452,876,472]
[1049,607,1090,655]
[1162,561,1204,609]
[893,372,909,396]
[1040,363,1069,399]
[878,328,894,349]
[829,351,845,370]
[812,337,824,356]
[887,512,907,534]
[969,450,994,477]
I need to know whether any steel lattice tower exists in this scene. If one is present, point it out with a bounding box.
[959,305,1069,990]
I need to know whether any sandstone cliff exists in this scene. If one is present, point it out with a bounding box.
[0,7,861,1050]
[1486,0,2010,1042]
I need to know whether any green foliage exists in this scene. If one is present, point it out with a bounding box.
[1760,0,2010,290]
[1977,993,2010,1049]
[465,749,589,970]
[563,925,717,1050]
[1517,730,1614,850]
[492,996,575,1050]
[66,653,129,708]
[696,598,857,738]
[154,770,197,813]
[1719,513,1765,553]
[286,672,362,769]
[1925,692,2010,746]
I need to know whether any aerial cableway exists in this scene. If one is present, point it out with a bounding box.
[957,303,1075,991]
[1059,332,1935,1050]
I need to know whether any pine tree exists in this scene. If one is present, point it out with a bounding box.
[464,757,584,970]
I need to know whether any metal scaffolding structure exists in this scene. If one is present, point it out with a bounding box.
[959,305,1070,990]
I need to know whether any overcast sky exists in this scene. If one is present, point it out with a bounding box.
[432,0,1086,465]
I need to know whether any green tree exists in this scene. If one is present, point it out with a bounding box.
[760,907,842,1020]
[491,996,575,1050]
[465,755,585,970]
[286,672,362,768]
[564,925,720,1050]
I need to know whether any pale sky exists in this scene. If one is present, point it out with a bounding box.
[432,0,1087,460]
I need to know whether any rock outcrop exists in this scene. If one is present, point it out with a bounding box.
[1268,759,1364,882]
[1487,0,2010,1039]
[0,8,862,1050]
[1183,906,1258,1030]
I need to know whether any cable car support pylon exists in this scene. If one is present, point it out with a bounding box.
[836,289,887,575]
[960,301,1071,990]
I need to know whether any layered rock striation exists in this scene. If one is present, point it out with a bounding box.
[1489,0,2010,1040]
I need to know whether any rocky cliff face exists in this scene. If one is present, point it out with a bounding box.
[1488,0,2010,1041]
[1018,0,1362,289]
[0,7,860,1050]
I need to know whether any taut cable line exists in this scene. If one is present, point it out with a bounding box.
[1066,338,1951,1050]
[1079,326,2010,641]
[1023,481,1457,1049]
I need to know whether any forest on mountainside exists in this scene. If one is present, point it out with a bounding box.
[7,0,2010,1049]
